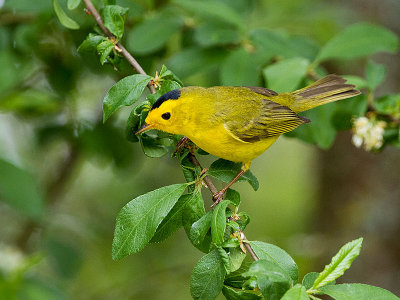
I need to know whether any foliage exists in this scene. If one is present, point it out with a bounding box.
[0,0,399,299]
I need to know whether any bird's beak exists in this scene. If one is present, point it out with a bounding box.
[135,123,154,135]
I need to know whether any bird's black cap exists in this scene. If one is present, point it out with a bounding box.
[151,89,181,110]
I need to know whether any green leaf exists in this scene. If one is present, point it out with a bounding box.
[125,108,141,143]
[52,0,80,29]
[0,159,44,220]
[249,29,300,59]
[332,94,368,130]
[139,135,169,158]
[374,94,400,116]
[217,246,231,274]
[167,47,228,79]
[67,0,80,10]
[316,23,399,63]
[281,284,309,300]
[225,188,240,207]
[190,211,212,246]
[220,48,261,86]
[78,34,106,54]
[103,74,151,122]
[112,184,186,260]
[151,193,194,243]
[366,60,386,91]
[311,238,363,291]
[195,22,240,47]
[173,0,244,30]
[249,241,298,283]
[301,272,319,290]
[211,200,231,245]
[97,39,114,65]
[222,285,262,300]
[158,65,184,87]
[319,284,400,300]
[342,75,368,90]
[229,247,246,273]
[288,103,337,149]
[190,249,226,300]
[263,57,309,93]
[103,5,129,39]
[208,159,259,191]
[127,15,182,55]
[244,259,291,300]
[236,211,250,230]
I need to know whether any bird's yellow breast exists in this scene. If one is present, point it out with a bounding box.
[186,123,279,168]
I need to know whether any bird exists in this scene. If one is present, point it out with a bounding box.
[136,74,360,203]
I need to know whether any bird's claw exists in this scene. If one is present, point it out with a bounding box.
[211,190,225,209]
[173,136,190,156]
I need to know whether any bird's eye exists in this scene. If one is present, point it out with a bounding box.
[162,112,171,120]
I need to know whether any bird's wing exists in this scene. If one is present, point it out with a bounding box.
[224,99,310,143]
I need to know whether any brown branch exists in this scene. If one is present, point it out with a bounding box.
[240,230,259,261]
[82,0,156,94]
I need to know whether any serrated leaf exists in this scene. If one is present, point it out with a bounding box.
[103,74,151,122]
[112,184,186,260]
[127,15,182,55]
[244,259,291,300]
[173,0,244,30]
[139,135,169,158]
[311,238,363,291]
[97,39,114,65]
[366,60,386,91]
[222,285,262,300]
[263,57,309,93]
[190,211,212,246]
[78,34,106,54]
[103,5,129,39]
[195,22,240,47]
[217,246,231,274]
[53,0,80,29]
[220,48,260,86]
[151,193,194,243]
[211,200,231,245]
[301,272,319,290]
[190,249,226,300]
[281,284,309,300]
[229,247,246,273]
[225,188,240,207]
[0,158,44,220]
[316,23,399,63]
[158,65,184,87]
[319,283,400,300]
[249,241,298,283]
[67,0,80,10]
[208,159,259,191]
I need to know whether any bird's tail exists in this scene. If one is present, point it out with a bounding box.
[289,74,360,112]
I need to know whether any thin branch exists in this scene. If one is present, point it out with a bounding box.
[82,0,156,94]
[187,153,218,195]
[240,230,259,261]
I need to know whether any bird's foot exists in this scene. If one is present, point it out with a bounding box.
[211,190,225,209]
[173,136,190,156]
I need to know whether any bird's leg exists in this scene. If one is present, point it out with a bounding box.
[211,168,245,208]
[173,136,190,156]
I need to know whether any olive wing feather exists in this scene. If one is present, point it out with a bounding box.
[225,99,310,143]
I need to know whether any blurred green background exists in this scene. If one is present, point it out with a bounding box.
[0,0,399,299]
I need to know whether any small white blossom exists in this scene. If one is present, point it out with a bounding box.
[0,244,25,275]
[352,117,386,151]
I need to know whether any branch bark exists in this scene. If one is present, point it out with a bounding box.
[82,0,156,94]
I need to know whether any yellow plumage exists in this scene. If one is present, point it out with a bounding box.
[139,75,360,171]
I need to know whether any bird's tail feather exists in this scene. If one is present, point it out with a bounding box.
[289,74,360,112]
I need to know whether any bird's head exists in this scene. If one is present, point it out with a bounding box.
[136,89,186,136]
